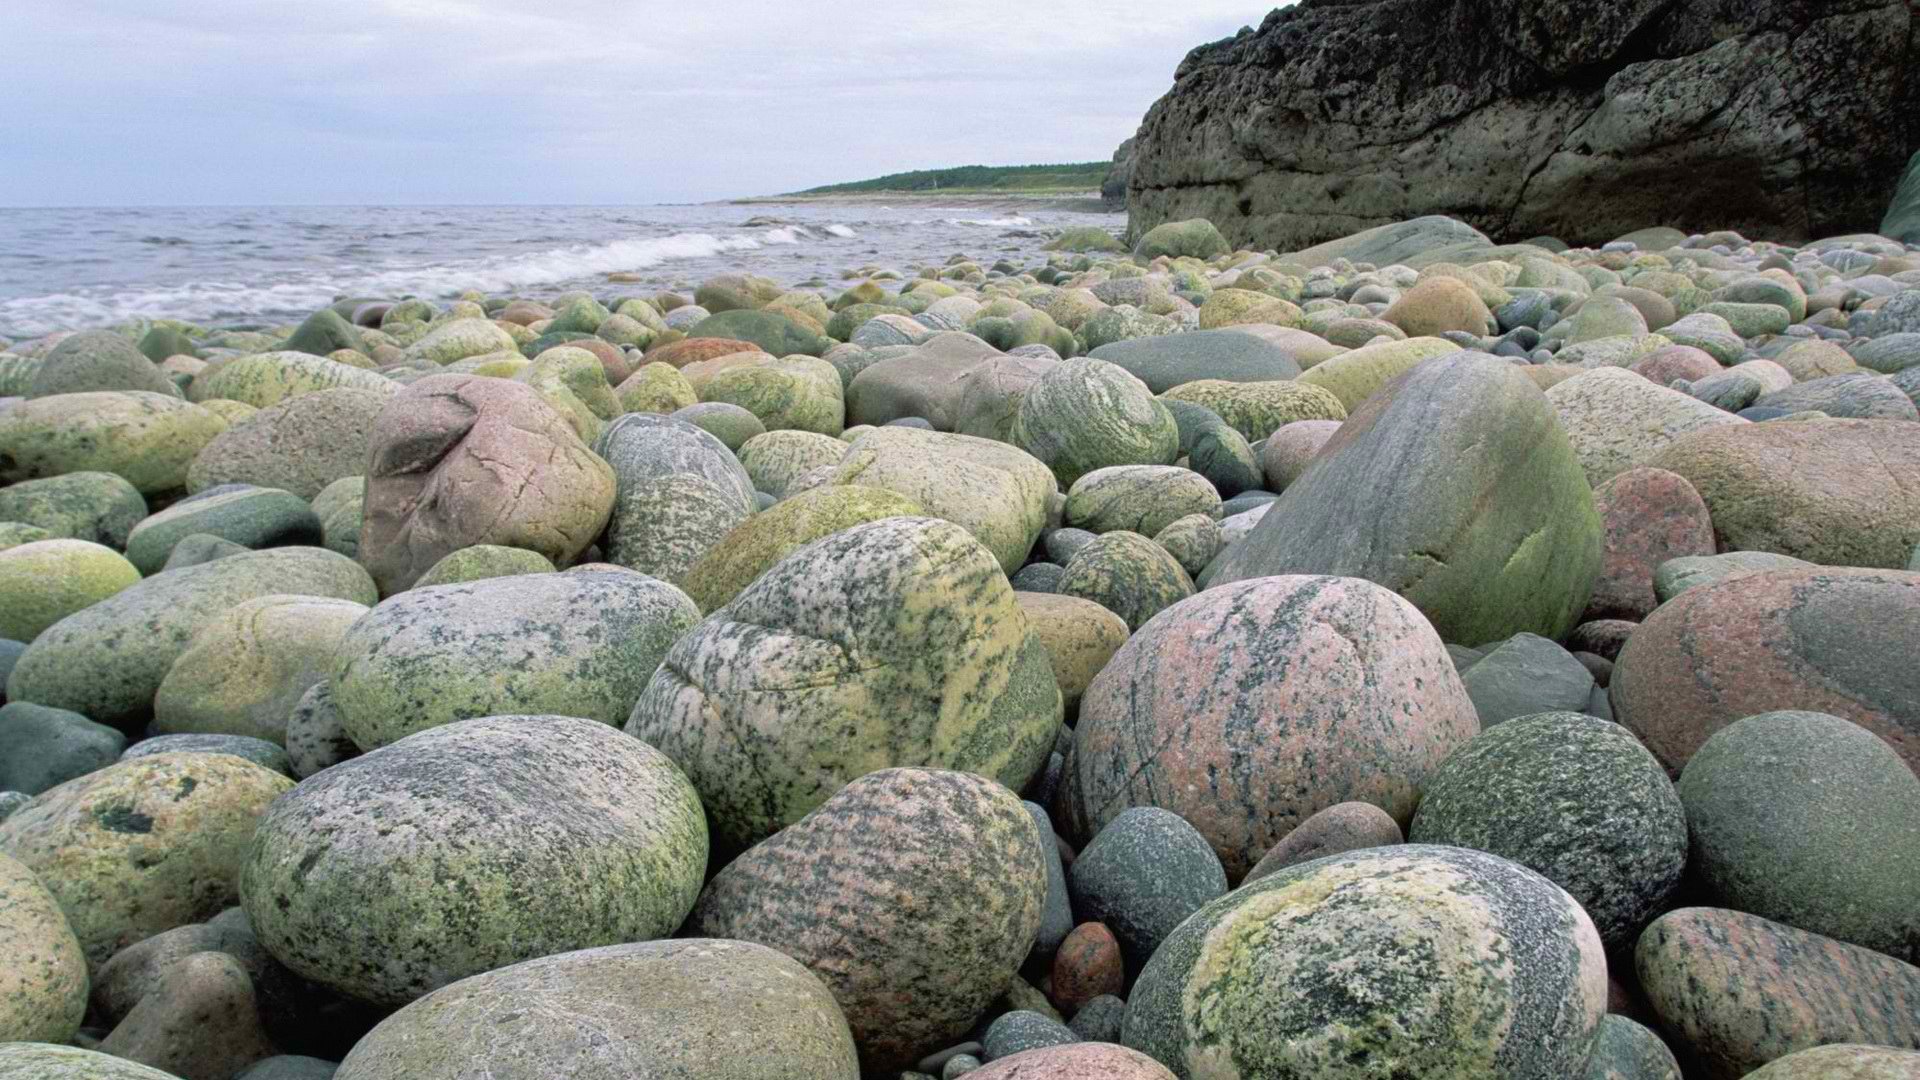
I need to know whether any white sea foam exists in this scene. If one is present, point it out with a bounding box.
[824,224,858,238]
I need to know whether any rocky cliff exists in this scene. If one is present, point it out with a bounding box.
[1126,0,1918,249]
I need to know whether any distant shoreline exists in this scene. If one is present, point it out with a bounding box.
[727,190,1117,214]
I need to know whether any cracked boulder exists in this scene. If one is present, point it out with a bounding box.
[1125,0,1917,249]
[358,373,614,595]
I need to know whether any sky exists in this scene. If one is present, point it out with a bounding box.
[0,1,1267,207]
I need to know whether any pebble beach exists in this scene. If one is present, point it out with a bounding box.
[0,205,1917,1080]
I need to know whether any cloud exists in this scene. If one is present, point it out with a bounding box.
[0,0,1269,205]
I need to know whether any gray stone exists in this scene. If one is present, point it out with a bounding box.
[1459,632,1597,726]
[123,734,293,776]
[0,702,127,794]
[981,1011,1076,1062]
[1065,807,1227,977]
[1022,801,1071,968]
[1067,995,1125,1042]
[1651,551,1815,604]
[1087,329,1302,393]
[1755,372,1920,420]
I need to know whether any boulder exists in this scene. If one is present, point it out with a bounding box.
[1611,567,1920,773]
[1652,550,1815,604]
[125,486,321,575]
[595,412,755,512]
[0,391,229,496]
[831,427,1055,573]
[670,400,765,450]
[1458,633,1597,726]
[846,332,1004,430]
[0,539,141,643]
[1259,417,1342,490]
[1244,801,1404,883]
[359,374,614,594]
[1754,371,1920,420]
[152,595,367,744]
[0,851,88,1044]
[97,950,278,1080]
[950,354,1059,442]
[627,518,1059,854]
[1063,575,1478,880]
[184,387,386,499]
[1012,359,1179,488]
[401,319,517,366]
[330,569,697,750]
[1055,531,1193,632]
[686,309,829,357]
[0,471,145,548]
[409,544,554,588]
[1744,1045,1920,1079]
[1293,336,1461,411]
[1546,368,1748,487]
[192,352,394,409]
[1587,467,1716,620]
[699,354,845,435]
[1066,807,1227,977]
[26,331,178,399]
[333,939,857,1080]
[681,485,922,614]
[1582,1016,1683,1080]
[240,715,707,1006]
[1208,353,1602,646]
[1124,2,1916,249]
[690,768,1045,1073]
[970,1044,1175,1080]
[1063,465,1219,537]
[1162,377,1347,442]
[602,473,751,588]
[1164,400,1262,498]
[1131,219,1229,260]
[0,702,127,795]
[1122,845,1606,1079]
[1087,329,1303,393]
[1383,277,1495,337]
[0,1044,183,1079]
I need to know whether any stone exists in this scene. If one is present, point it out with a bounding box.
[239,1058,340,1080]
[671,401,765,450]
[1022,800,1071,968]
[1069,996,1126,1043]
[969,1044,1175,1080]
[360,374,614,594]
[1063,465,1219,537]
[951,355,1060,443]
[121,734,291,776]
[1163,379,1348,448]
[0,1043,183,1079]
[192,353,395,409]
[1013,359,1179,488]
[331,569,696,750]
[332,939,856,1080]
[736,429,845,498]
[615,361,697,413]
[311,477,363,559]
[241,715,706,1006]
[1124,4,1915,250]
[1744,1045,1920,1079]
[1087,329,1303,393]
[410,544,554,588]
[1163,400,1262,498]
[5,547,376,731]
[27,331,178,399]
[700,354,845,436]
[0,472,146,548]
[1582,1016,1682,1080]
[0,752,292,967]
[0,851,88,1043]
[1049,922,1123,1013]
[686,309,829,357]
[1383,277,1495,337]
[1648,418,1920,568]
[1755,372,1920,420]
[400,318,517,366]
[1546,367,1748,487]
[846,333,1002,430]
[1132,219,1229,261]
[1677,711,1920,961]
[1122,845,1606,1080]
[1637,907,1920,1079]
[186,387,388,499]
[1063,575,1478,880]
[1631,344,1723,385]
[1013,592,1128,719]
[1258,418,1341,491]
[1292,336,1460,412]
[1066,807,1226,977]
[1652,550,1815,604]
[0,539,141,643]
[1055,531,1193,632]
[982,1011,1076,1062]
[1152,513,1222,577]
[1459,633,1597,727]
[1209,353,1602,646]
[690,768,1045,1073]
[832,427,1055,573]
[681,485,922,614]
[98,951,278,1080]
[125,486,321,575]
[1885,151,1920,244]
[151,594,367,744]
[285,309,363,358]
[157,532,249,572]
[0,391,229,496]
[0,702,127,795]
[596,411,754,510]
[1409,712,1687,950]
[628,518,1059,855]
[282,681,354,779]
[1243,801,1404,883]
[1611,566,1920,773]
[1587,467,1716,620]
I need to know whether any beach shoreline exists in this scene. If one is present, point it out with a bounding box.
[727,190,1115,214]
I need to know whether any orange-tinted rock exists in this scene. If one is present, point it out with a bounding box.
[1243,800,1403,883]
[968,1043,1176,1079]
[556,336,630,386]
[1630,345,1723,386]
[1637,907,1920,1079]
[645,336,758,369]
[1062,575,1479,881]
[1611,567,1920,773]
[1586,467,1715,621]
[1050,922,1123,1013]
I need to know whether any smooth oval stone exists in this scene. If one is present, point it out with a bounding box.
[0,851,88,1044]
[333,939,857,1080]
[1293,335,1460,412]
[1050,921,1123,1013]
[1056,531,1193,632]
[27,330,179,399]
[1087,328,1303,393]
[681,485,923,614]
[691,768,1045,1073]
[331,569,697,751]
[1582,1015,1681,1080]
[1651,550,1815,604]
[1678,710,1920,960]
[152,594,366,743]
[0,539,141,644]
[602,472,750,588]
[629,517,1059,855]
[125,486,321,575]
[981,1010,1076,1062]
[1243,801,1404,883]
[1409,712,1687,950]
[1161,378,1347,443]
[736,429,846,498]
[1546,367,1748,488]
[1012,358,1179,488]
[121,734,293,776]
[5,547,376,731]
[831,426,1055,573]
[192,352,395,409]
[1741,1045,1920,1079]
[0,1043,185,1079]
[0,471,146,548]
[1612,566,1920,773]
[410,544,554,588]
[1013,592,1128,719]
[95,947,278,1080]
[1458,632,1596,726]
[1637,907,1920,1079]
[1208,352,1603,646]
[1259,418,1342,491]
[1063,465,1219,538]
[0,752,292,966]
[969,1044,1174,1080]
[1164,400,1262,499]
[0,391,229,496]
[240,715,707,1006]
[1063,575,1477,881]
[1123,845,1606,1080]
[186,387,388,499]
[1065,807,1226,976]
[0,702,127,795]
[1586,467,1715,620]
[1755,371,1919,420]
[669,400,764,450]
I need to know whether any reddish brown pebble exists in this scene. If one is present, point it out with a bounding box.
[1585,467,1715,621]
[1630,345,1723,386]
[967,1042,1176,1079]
[1050,922,1123,1013]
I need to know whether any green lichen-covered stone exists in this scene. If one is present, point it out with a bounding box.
[137,325,198,364]
[26,332,178,399]
[1133,219,1230,261]
[1677,711,1920,962]
[691,768,1044,1073]
[513,347,618,441]
[737,429,846,498]
[0,851,88,1044]
[1582,1016,1681,1080]
[0,391,229,496]
[604,473,751,588]
[1057,531,1194,632]
[1065,465,1220,538]
[0,471,147,548]
[1122,845,1607,1080]
[1012,358,1179,488]
[334,939,858,1080]
[1153,512,1224,577]
[400,318,517,366]
[1045,226,1126,253]
[283,309,364,358]
[0,523,54,550]
[682,485,923,614]
[185,387,389,500]
[311,477,364,559]
[628,518,1059,855]
[190,353,395,409]
[125,486,321,575]
[5,547,377,731]
[687,309,829,357]
[152,594,369,744]
[331,569,697,750]
[1409,712,1688,950]
[1743,1045,1920,1079]
[240,715,707,1006]
[831,426,1054,573]
[1292,336,1461,412]
[1161,378,1347,443]
[594,412,755,514]
[616,362,697,414]
[410,545,555,588]
[0,1043,184,1079]
[1209,353,1602,646]
[700,355,845,435]
[0,752,293,967]
[670,401,765,450]
[0,540,142,643]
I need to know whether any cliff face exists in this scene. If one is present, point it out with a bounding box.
[1126,0,1918,249]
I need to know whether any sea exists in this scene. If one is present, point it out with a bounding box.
[0,202,1120,341]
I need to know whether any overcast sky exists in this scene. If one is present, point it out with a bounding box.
[0,1,1266,207]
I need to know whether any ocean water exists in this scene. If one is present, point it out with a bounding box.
[0,202,1119,340]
